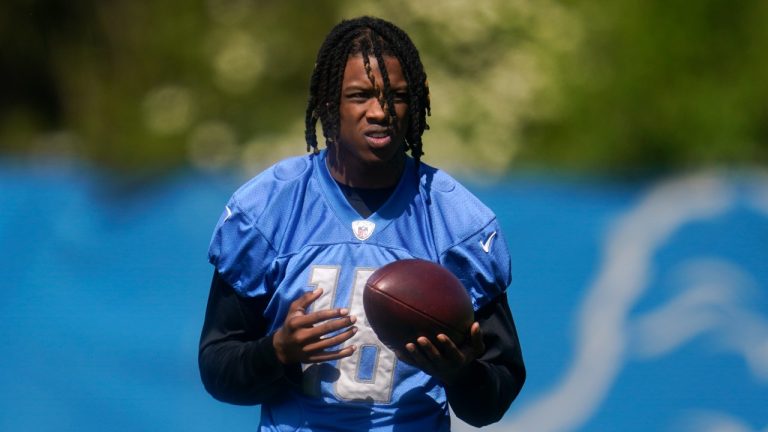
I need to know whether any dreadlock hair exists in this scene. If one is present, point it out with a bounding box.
[304,16,431,168]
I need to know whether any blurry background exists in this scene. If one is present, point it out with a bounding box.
[1,0,766,431]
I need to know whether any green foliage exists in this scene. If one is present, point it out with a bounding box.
[1,0,766,175]
[519,0,768,174]
[1,0,343,173]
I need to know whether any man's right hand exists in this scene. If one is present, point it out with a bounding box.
[272,288,357,364]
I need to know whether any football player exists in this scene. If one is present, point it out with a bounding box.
[199,16,525,431]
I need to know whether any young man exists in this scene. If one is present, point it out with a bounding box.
[199,16,525,431]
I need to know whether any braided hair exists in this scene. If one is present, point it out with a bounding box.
[304,16,431,167]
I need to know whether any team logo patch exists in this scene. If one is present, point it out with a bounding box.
[352,220,376,241]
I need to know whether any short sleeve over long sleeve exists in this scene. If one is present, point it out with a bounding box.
[208,199,277,297]
[440,217,512,310]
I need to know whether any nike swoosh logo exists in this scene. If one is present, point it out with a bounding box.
[480,231,497,253]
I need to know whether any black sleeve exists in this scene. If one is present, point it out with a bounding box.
[198,270,301,405]
[445,293,526,427]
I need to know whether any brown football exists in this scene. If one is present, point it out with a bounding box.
[363,259,474,350]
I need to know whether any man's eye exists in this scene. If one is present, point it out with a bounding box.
[394,92,408,102]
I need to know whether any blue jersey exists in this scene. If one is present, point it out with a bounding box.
[208,150,511,431]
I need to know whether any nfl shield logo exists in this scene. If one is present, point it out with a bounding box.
[351,220,376,241]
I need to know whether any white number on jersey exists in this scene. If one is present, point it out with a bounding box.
[305,266,397,403]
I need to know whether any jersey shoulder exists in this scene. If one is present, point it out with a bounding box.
[418,163,498,244]
[209,153,322,295]
[417,163,510,307]
[228,154,314,223]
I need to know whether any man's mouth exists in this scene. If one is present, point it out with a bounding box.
[365,131,392,147]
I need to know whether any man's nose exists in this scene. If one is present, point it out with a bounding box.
[366,96,388,123]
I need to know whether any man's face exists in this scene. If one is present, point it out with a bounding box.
[334,54,409,175]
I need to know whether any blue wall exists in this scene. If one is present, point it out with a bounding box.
[1,164,766,431]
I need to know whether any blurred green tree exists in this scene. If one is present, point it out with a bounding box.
[1,0,766,176]
[1,0,343,174]
[519,0,768,174]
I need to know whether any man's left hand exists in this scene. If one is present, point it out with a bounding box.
[395,322,485,386]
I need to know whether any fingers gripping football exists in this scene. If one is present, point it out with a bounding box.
[396,322,486,386]
[273,288,357,364]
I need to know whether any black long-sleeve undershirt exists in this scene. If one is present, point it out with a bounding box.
[198,271,525,427]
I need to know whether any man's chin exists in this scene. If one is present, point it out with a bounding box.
[368,142,406,163]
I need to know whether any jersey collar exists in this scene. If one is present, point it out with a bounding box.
[313,149,418,240]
